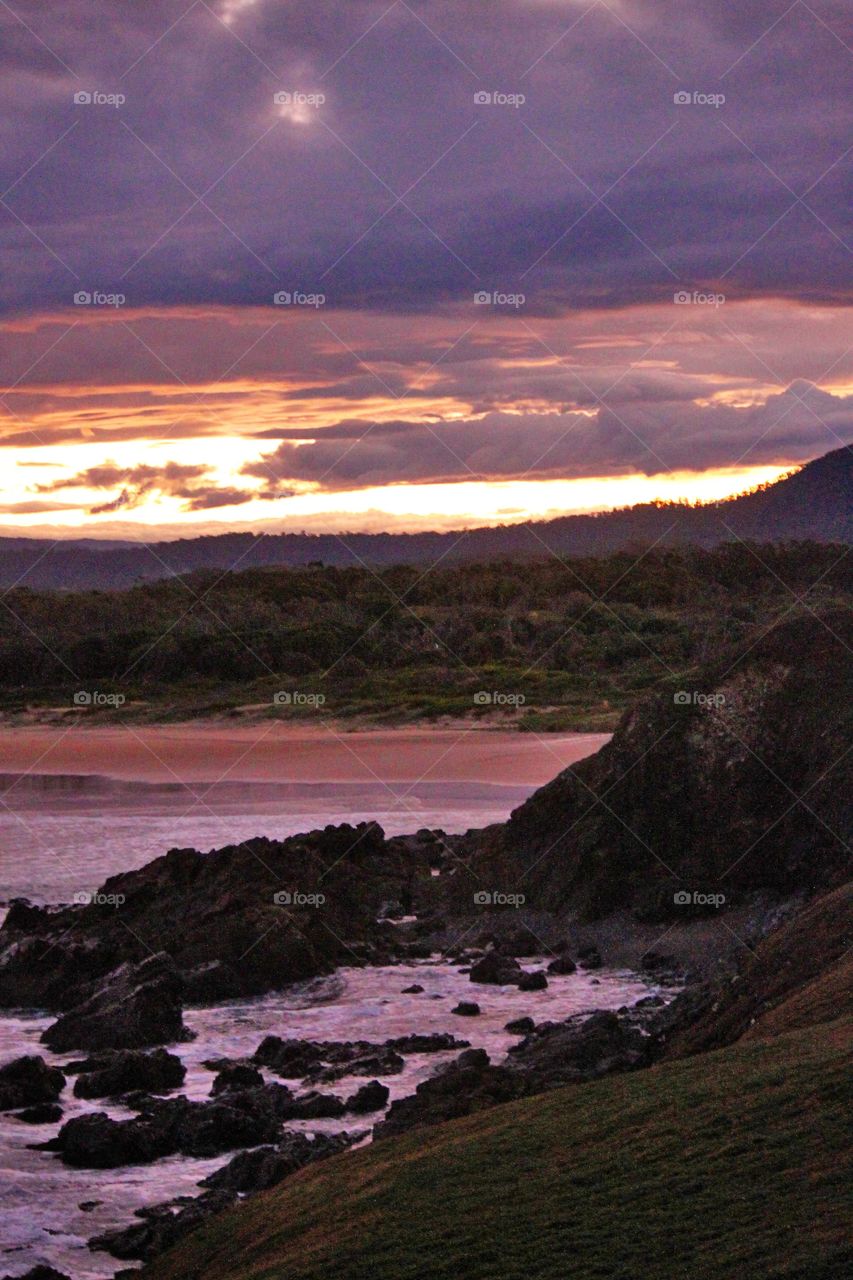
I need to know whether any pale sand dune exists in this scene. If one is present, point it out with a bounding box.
[0,725,610,786]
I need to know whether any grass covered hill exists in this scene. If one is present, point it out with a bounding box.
[145,1014,853,1280]
[1,540,850,728]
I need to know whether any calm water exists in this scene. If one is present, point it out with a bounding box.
[0,774,533,906]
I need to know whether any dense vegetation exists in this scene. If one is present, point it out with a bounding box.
[1,541,850,727]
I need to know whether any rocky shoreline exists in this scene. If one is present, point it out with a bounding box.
[0,610,848,1279]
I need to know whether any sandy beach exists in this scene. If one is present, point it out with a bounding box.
[0,725,610,787]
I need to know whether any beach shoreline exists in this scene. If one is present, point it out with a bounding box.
[0,724,610,787]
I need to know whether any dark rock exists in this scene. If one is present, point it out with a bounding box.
[72,1048,185,1098]
[401,984,424,994]
[452,1001,481,1016]
[308,1049,404,1084]
[374,1049,524,1139]
[577,946,603,970]
[0,1055,65,1111]
[508,1010,650,1088]
[546,954,577,975]
[286,1090,345,1119]
[202,1129,360,1194]
[518,970,548,991]
[79,1200,103,1211]
[505,1016,535,1034]
[210,1064,264,1096]
[386,1033,469,1053]
[346,1080,389,1113]
[42,954,189,1052]
[0,821,433,1011]
[47,1085,291,1167]
[253,1035,323,1078]
[13,1103,63,1124]
[89,1190,236,1262]
[1,1268,72,1280]
[469,952,522,986]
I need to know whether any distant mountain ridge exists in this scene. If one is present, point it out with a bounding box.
[1,446,850,590]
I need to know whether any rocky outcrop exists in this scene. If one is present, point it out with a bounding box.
[0,1055,64,1111]
[70,1048,186,1098]
[0,822,440,1012]
[41,954,189,1052]
[42,1085,294,1167]
[469,952,522,985]
[448,611,852,924]
[374,1049,524,1139]
[346,1080,389,1113]
[506,1010,651,1087]
[90,1130,362,1262]
[253,1033,468,1080]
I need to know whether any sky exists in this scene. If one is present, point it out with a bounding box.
[1,0,851,538]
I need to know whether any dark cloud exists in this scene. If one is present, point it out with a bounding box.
[0,1,850,314]
[34,460,260,512]
[242,383,853,490]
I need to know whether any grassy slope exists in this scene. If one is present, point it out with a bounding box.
[147,1018,853,1280]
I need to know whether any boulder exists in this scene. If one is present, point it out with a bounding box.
[374,1049,523,1139]
[577,946,603,971]
[505,1016,535,1034]
[401,984,424,994]
[308,1049,404,1084]
[45,1085,291,1167]
[386,1033,469,1053]
[452,1002,481,1016]
[42,954,189,1052]
[210,1063,264,1096]
[546,954,577,975]
[89,1190,236,1262]
[1,1268,72,1280]
[508,1010,650,1088]
[346,1080,390,1113]
[518,970,548,992]
[0,1055,65,1111]
[72,1048,185,1098]
[13,1103,63,1124]
[469,952,522,986]
[202,1130,359,1194]
[286,1090,345,1119]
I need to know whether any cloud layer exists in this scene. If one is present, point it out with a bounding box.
[1,1,850,314]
